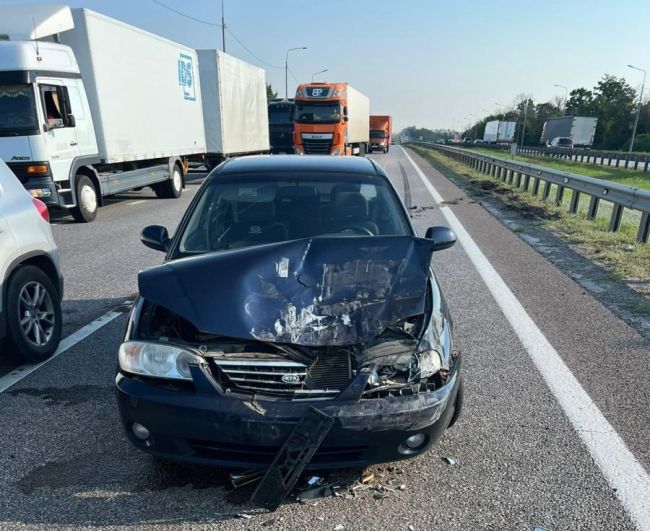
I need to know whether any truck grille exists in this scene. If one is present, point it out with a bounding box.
[302,138,332,154]
[211,355,352,399]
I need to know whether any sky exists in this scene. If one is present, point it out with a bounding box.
[1,0,648,132]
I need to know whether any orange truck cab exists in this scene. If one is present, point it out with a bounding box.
[369,115,392,153]
[294,82,369,156]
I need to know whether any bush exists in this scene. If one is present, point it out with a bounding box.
[633,133,650,153]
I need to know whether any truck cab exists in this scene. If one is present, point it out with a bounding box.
[293,82,369,156]
[268,99,295,154]
[0,39,98,212]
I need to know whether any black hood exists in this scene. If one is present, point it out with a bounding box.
[138,236,435,347]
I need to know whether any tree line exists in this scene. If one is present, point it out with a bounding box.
[402,75,649,152]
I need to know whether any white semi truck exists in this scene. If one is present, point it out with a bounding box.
[0,6,210,223]
[483,120,517,143]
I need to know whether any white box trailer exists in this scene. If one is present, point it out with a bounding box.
[346,86,370,145]
[0,5,205,222]
[197,50,269,168]
[541,116,598,147]
[483,120,516,143]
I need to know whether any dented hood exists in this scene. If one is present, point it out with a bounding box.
[138,236,435,346]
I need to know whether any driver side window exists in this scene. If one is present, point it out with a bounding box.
[39,84,72,130]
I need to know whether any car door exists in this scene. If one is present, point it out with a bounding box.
[37,80,80,184]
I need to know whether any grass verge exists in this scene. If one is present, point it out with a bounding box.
[467,147,650,191]
[410,145,650,295]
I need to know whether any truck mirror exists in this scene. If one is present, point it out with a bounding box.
[343,106,348,116]
[42,123,50,132]
[67,114,76,127]
[344,116,349,122]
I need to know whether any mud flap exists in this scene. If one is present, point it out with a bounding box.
[251,407,334,510]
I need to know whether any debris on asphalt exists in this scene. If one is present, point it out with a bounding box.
[408,525,416,531]
[334,525,344,530]
[296,482,340,501]
[361,472,375,484]
[307,475,323,487]
[262,518,276,526]
[236,513,253,519]
[442,456,457,465]
[230,468,264,488]
[533,528,549,531]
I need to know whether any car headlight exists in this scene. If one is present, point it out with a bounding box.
[362,346,442,387]
[118,341,202,381]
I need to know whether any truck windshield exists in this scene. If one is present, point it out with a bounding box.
[268,104,294,124]
[370,130,387,139]
[0,85,38,136]
[294,103,341,124]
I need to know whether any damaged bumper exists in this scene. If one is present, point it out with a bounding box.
[116,354,462,470]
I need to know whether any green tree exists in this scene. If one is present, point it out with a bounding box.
[266,83,278,102]
[566,87,597,116]
[592,75,636,149]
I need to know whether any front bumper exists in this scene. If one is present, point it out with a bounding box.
[116,355,462,469]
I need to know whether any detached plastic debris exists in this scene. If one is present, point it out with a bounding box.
[441,456,457,465]
[360,472,375,484]
[236,513,253,519]
[334,525,344,531]
[296,482,339,501]
[307,476,323,487]
[230,468,265,488]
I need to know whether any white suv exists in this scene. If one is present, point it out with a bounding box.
[1,159,63,362]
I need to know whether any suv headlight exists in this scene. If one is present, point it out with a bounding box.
[118,341,202,381]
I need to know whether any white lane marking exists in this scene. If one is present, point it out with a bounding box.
[401,146,650,529]
[128,200,146,206]
[0,309,123,393]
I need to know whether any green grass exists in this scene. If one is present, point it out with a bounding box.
[467,147,650,191]
[410,145,650,295]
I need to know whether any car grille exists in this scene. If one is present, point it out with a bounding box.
[211,353,352,398]
[302,138,332,154]
[187,439,368,465]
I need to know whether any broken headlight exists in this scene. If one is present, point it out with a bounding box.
[364,347,443,387]
[118,341,202,381]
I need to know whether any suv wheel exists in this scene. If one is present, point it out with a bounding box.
[6,265,62,362]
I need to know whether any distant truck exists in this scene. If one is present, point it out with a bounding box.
[0,5,206,222]
[540,116,598,148]
[368,115,392,153]
[267,99,295,154]
[483,120,517,143]
[293,82,369,156]
[197,50,269,169]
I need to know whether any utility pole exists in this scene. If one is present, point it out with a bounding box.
[520,100,529,146]
[221,0,226,52]
[554,84,568,115]
[628,64,646,153]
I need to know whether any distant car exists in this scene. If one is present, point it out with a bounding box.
[462,137,473,144]
[547,137,573,149]
[116,155,463,471]
[473,139,484,144]
[0,160,63,362]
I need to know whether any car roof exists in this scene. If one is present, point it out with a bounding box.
[214,155,383,176]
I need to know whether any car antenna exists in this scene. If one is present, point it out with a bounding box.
[32,17,41,60]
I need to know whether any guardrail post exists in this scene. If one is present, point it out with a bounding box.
[523,173,531,191]
[532,177,541,196]
[637,212,650,243]
[515,172,522,187]
[587,196,600,219]
[609,204,623,232]
[542,181,552,201]
[569,191,581,214]
[555,186,565,206]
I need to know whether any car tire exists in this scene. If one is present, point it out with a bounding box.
[154,165,183,199]
[71,174,98,223]
[5,265,62,363]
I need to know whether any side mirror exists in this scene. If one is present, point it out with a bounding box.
[425,226,457,251]
[67,114,76,127]
[344,116,349,122]
[141,225,171,253]
[42,123,50,132]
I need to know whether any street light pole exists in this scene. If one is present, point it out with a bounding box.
[628,64,646,153]
[494,103,505,141]
[285,46,307,99]
[554,84,568,115]
[221,0,226,52]
[311,69,328,82]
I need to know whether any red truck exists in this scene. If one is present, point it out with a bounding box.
[369,115,392,153]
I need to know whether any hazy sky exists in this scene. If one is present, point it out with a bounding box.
[2,0,648,131]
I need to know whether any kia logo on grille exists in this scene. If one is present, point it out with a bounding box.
[281,373,301,384]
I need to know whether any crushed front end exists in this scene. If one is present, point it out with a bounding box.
[115,236,463,469]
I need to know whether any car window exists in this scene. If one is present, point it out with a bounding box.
[177,174,410,256]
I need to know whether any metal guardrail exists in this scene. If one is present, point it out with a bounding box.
[410,142,650,243]
[459,142,650,172]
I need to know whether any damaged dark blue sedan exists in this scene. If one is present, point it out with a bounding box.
[116,155,463,473]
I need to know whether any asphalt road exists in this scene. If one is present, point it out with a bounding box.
[0,150,648,530]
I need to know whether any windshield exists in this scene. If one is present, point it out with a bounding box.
[294,103,341,124]
[268,104,294,124]
[177,174,410,256]
[370,130,387,139]
[0,85,38,136]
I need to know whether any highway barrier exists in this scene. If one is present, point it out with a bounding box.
[410,142,650,243]
[455,143,649,172]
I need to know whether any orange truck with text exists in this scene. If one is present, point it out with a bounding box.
[369,115,392,153]
[293,82,369,156]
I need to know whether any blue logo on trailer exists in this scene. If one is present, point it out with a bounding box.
[178,53,195,101]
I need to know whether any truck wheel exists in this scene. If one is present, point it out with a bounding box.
[71,174,98,223]
[154,166,183,199]
[5,265,62,362]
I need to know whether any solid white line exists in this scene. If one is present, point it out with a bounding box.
[128,200,146,206]
[0,309,123,393]
[400,146,650,530]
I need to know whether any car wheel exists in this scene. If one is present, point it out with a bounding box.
[71,174,98,223]
[5,265,62,362]
[154,165,183,199]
